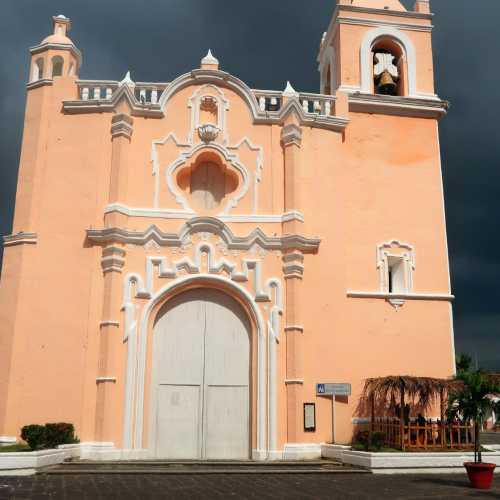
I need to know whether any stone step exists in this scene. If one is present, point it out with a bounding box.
[43,459,368,475]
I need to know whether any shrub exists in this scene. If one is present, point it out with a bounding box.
[45,423,79,448]
[371,431,386,451]
[354,430,370,451]
[20,424,47,450]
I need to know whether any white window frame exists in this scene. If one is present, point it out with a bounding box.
[377,240,416,306]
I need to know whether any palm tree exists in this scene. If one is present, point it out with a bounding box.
[448,369,500,463]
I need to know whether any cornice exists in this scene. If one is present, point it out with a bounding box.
[26,79,53,91]
[3,232,37,247]
[338,5,433,21]
[348,93,449,119]
[30,42,83,67]
[336,16,433,33]
[87,217,321,253]
[347,291,454,301]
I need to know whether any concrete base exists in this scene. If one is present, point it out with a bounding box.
[322,444,500,474]
[283,443,322,460]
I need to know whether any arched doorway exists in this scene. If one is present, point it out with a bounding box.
[150,288,251,459]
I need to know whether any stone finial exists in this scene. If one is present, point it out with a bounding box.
[282,81,299,99]
[52,14,71,34]
[201,49,219,70]
[119,71,135,88]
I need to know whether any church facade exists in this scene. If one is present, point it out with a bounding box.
[0,0,456,460]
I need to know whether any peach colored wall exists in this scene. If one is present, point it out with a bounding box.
[0,4,455,454]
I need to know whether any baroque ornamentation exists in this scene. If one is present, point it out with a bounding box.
[197,123,220,143]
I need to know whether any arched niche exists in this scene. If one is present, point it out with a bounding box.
[176,150,239,213]
[372,38,407,97]
[31,58,44,82]
[51,55,64,78]
[360,27,417,97]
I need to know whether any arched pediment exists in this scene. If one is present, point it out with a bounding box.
[159,69,260,120]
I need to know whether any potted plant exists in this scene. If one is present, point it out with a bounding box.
[448,359,500,490]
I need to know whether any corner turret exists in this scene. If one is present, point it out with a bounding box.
[29,15,82,84]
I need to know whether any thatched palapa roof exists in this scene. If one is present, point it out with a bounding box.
[362,376,449,410]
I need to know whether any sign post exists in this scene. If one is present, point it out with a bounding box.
[316,383,351,445]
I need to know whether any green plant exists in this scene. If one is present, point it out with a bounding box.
[493,400,500,425]
[45,423,79,448]
[371,431,386,451]
[455,353,473,375]
[20,425,47,450]
[0,443,31,453]
[448,369,500,463]
[354,430,370,451]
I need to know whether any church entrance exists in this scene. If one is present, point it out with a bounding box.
[151,288,251,459]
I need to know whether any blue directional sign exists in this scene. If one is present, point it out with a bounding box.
[316,383,351,396]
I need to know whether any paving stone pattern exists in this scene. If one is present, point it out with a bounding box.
[0,473,499,500]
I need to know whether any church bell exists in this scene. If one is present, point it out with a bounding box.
[377,70,398,96]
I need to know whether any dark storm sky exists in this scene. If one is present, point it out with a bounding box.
[0,1,498,369]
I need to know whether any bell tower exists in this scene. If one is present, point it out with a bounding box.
[318,0,437,100]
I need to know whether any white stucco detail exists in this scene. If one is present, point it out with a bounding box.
[188,84,230,144]
[360,27,418,97]
[164,142,250,215]
[121,238,283,457]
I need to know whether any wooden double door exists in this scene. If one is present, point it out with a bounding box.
[151,288,251,459]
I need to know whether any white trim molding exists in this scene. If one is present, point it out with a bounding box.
[187,84,230,144]
[164,141,250,215]
[360,26,418,97]
[0,436,17,444]
[347,291,454,302]
[103,203,305,224]
[376,240,415,297]
[337,16,433,33]
[349,93,448,119]
[87,216,321,253]
[3,232,37,247]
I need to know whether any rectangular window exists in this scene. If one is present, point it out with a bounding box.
[387,256,406,294]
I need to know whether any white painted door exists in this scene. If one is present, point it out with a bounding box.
[152,289,250,459]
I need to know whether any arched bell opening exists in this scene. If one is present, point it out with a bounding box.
[372,37,407,97]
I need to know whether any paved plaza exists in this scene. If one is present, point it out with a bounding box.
[0,473,498,500]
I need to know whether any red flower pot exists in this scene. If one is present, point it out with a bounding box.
[464,462,496,490]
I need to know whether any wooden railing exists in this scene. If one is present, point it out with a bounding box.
[371,418,475,451]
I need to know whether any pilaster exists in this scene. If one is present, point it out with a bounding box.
[105,113,133,227]
[281,117,307,443]
[95,245,126,445]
